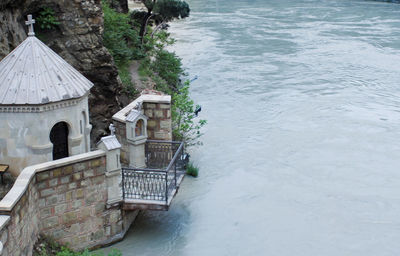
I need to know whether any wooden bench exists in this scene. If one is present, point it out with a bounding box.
[0,165,8,184]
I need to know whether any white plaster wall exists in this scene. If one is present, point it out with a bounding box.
[0,96,91,176]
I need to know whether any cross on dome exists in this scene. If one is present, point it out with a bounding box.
[25,14,35,36]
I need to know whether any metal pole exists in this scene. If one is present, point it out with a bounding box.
[174,162,177,187]
[165,172,168,204]
[121,169,125,200]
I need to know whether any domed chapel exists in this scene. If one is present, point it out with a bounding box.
[0,15,93,176]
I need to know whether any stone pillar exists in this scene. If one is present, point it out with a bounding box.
[128,138,146,168]
[97,135,122,205]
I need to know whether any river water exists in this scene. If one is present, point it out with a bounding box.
[105,0,400,255]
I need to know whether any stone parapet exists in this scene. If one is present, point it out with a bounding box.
[112,94,171,123]
[0,150,137,255]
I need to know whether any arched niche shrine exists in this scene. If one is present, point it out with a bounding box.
[126,107,148,168]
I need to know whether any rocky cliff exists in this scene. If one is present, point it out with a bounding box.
[0,0,128,144]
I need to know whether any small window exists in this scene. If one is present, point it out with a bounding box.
[80,120,83,134]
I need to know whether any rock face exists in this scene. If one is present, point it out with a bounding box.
[0,0,127,145]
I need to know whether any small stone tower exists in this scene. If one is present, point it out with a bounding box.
[0,15,93,176]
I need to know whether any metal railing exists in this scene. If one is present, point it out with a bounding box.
[122,140,186,203]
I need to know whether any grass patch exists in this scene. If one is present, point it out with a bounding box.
[186,162,199,177]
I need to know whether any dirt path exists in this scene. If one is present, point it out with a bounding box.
[129,60,154,93]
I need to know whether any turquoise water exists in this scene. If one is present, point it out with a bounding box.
[105,1,400,255]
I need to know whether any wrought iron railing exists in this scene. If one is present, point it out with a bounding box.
[122,140,186,203]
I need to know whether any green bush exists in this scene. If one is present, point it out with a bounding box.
[186,162,199,177]
[172,83,206,146]
[102,1,143,66]
[55,247,122,256]
[102,0,144,92]
[36,7,60,30]
[151,50,183,91]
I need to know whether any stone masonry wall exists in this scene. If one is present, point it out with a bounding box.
[36,156,123,250]
[0,182,40,256]
[0,152,138,255]
[143,102,172,141]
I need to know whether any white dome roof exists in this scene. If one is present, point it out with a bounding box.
[0,36,93,105]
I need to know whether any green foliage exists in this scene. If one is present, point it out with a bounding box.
[56,248,121,256]
[55,247,90,256]
[36,7,60,30]
[150,30,176,52]
[102,0,144,92]
[102,0,204,145]
[142,30,180,92]
[138,58,152,78]
[138,28,206,146]
[55,247,122,256]
[137,0,190,39]
[154,0,190,21]
[186,162,199,177]
[172,82,206,146]
[102,1,143,66]
[151,50,183,91]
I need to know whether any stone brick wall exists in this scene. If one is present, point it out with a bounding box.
[0,151,138,255]
[0,182,40,256]
[36,157,122,250]
[143,102,172,141]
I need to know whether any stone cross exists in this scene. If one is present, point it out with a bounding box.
[109,123,116,136]
[25,14,35,36]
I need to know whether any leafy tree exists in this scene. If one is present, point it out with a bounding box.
[172,82,206,146]
[151,49,183,91]
[138,0,190,39]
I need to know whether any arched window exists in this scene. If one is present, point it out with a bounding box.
[50,122,69,160]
